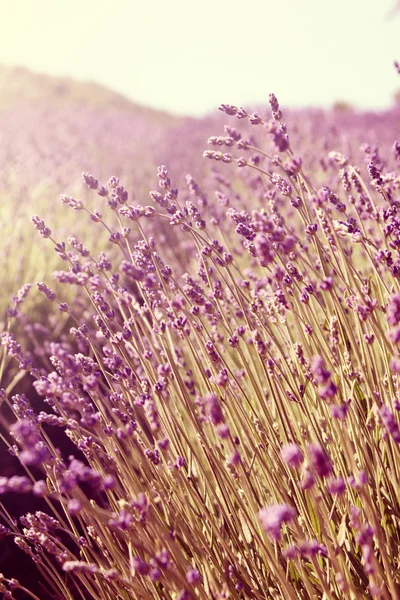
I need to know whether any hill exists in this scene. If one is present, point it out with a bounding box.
[0,65,177,126]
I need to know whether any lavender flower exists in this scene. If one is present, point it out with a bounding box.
[204,393,224,425]
[280,443,304,469]
[258,504,296,540]
[379,406,400,443]
[307,443,333,478]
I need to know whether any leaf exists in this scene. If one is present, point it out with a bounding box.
[337,514,347,547]
[201,564,211,596]
[239,509,253,544]
[306,496,321,537]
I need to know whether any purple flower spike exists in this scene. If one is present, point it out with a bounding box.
[280,443,303,469]
[380,406,400,443]
[311,356,331,384]
[258,504,296,541]
[308,443,333,478]
[204,393,224,425]
[67,499,82,516]
[186,568,201,584]
[387,294,400,326]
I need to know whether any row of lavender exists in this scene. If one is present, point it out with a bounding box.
[1,94,400,598]
[0,96,396,316]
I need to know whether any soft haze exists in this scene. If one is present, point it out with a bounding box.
[1,0,399,115]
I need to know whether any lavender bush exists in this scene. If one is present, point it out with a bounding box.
[1,91,400,599]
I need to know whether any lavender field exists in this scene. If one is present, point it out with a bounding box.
[1,63,400,600]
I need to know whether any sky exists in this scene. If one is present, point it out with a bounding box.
[1,0,399,116]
